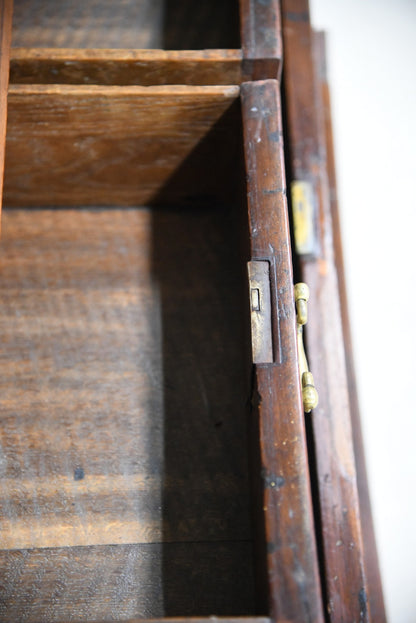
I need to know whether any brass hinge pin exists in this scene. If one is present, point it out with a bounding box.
[294,283,318,413]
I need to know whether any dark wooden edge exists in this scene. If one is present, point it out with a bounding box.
[58,619,272,623]
[239,0,282,80]
[241,79,324,623]
[281,1,385,620]
[0,0,13,230]
[315,30,387,622]
[10,48,243,86]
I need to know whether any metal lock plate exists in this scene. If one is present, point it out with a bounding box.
[247,260,273,364]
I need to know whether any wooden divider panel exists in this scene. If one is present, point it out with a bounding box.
[10,49,243,87]
[4,84,240,207]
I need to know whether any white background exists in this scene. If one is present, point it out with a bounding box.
[309,1,416,621]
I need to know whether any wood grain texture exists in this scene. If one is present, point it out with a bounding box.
[93,619,270,623]
[3,84,240,206]
[315,31,386,622]
[0,0,13,226]
[11,0,165,48]
[0,206,254,617]
[90,620,270,623]
[11,0,240,50]
[10,48,243,86]
[107,619,271,623]
[239,0,282,80]
[241,79,324,623]
[0,543,255,619]
[281,1,381,620]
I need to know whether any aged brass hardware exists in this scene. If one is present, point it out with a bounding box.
[291,181,317,256]
[294,283,318,413]
[247,261,273,364]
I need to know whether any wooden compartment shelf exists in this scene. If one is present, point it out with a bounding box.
[0,167,255,618]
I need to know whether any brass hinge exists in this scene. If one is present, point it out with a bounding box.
[247,266,318,413]
[294,283,319,413]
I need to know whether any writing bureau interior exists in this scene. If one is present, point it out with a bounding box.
[0,87,259,619]
[0,2,264,618]
[0,1,270,621]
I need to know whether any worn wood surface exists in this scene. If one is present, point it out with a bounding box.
[3,84,240,207]
[239,0,281,80]
[10,48,243,86]
[0,0,13,226]
[315,31,387,622]
[100,620,270,623]
[281,1,382,620]
[11,0,240,50]
[0,207,254,618]
[241,79,324,623]
[84,619,271,623]
[0,544,256,620]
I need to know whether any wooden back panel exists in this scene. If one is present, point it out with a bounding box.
[11,0,240,50]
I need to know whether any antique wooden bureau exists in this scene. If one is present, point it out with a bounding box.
[0,1,385,622]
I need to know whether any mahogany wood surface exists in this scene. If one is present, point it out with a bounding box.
[88,616,270,623]
[0,207,255,618]
[239,0,282,80]
[88,619,271,623]
[281,1,384,620]
[10,48,243,86]
[108,620,270,623]
[241,79,324,623]
[3,84,240,207]
[29,619,270,623]
[0,0,13,225]
[315,31,386,622]
[11,0,240,51]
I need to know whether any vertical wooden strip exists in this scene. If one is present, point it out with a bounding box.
[241,79,324,623]
[0,0,13,229]
[281,1,384,620]
[239,0,282,80]
[315,31,387,622]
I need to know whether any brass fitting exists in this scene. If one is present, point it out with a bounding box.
[295,283,318,413]
[294,282,309,325]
